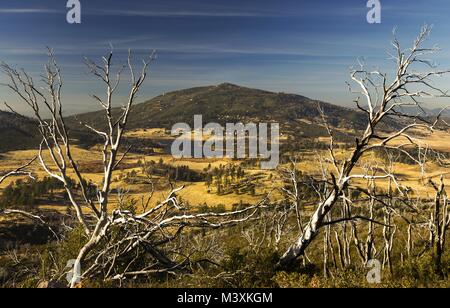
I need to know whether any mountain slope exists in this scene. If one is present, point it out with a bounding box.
[68,83,367,137]
[0,111,41,153]
[0,84,394,152]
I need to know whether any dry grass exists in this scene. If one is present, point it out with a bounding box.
[2,128,450,213]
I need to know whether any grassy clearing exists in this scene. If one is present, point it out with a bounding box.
[2,128,450,212]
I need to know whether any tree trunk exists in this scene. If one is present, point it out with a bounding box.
[278,190,338,268]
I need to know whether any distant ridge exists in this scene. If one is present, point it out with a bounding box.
[67,83,368,135]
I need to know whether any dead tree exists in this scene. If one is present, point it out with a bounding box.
[1,48,264,287]
[278,25,450,268]
[279,159,305,237]
[381,156,397,274]
[429,176,450,274]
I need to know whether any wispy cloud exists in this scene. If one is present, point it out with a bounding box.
[0,7,277,18]
[0,8,61,14]
[89,9,278,18]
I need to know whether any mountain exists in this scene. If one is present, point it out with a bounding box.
[1,84,393,153]
[0,111,41,153]
[67,83,369,141]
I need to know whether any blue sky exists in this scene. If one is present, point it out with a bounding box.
[1,0,450,115]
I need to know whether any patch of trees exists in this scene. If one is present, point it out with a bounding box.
[282,139,328,153]
[140,159,205,182]
[204,164,259,196]
[281,134,353,156]
[239,158,260,168]
[0,177,66,209]
[122,137,168,155]
[281,169,327,202]
[0,177,96,209]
